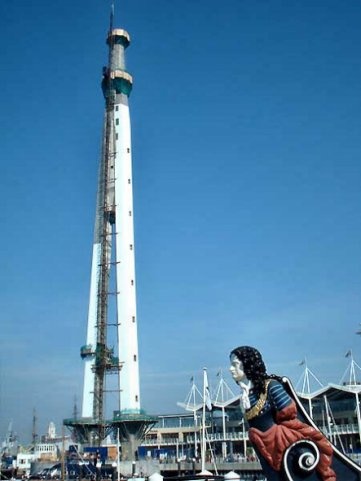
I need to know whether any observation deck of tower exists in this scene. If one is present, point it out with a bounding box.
[64,7,156,452]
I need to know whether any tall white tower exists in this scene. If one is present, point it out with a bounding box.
[81,24,140,421]
[64,7,155,452]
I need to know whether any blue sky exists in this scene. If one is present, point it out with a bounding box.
[1,0,361,443]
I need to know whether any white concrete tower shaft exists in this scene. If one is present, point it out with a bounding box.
[81,26,140,420]
[111,29,140,413]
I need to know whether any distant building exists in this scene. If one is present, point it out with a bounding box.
[298,382,361,457]
[34,444,58,462]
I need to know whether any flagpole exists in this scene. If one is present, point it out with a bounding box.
[350,351,356,385]
[219,371,227,459]
[305,363,313,418]
[201,368,207,473]
[191,377,199,460]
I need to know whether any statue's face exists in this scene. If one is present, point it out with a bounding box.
[229,354,246,383]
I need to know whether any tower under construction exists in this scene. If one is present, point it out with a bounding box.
[64,6,155,457]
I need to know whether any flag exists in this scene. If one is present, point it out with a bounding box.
[190,376,194,383]
[203,369,212,410]
[345,350,352,358]
[216,370,221,377]
[299,359,305,366]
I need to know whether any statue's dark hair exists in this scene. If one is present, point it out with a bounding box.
[230,346,282,396]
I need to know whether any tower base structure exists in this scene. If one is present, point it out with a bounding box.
[112,410,158,461]
[63,411,157,460]
[63,417,113,445]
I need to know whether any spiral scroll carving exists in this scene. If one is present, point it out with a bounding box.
[283,440,320,481]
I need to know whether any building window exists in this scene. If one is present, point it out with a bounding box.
[132,316,135,322]
[162,433,179,440]
[130,244,133,250]
[134,355,137,361]
[115,106,119,111]
[128,179,131,184]
[115,133,118,140]
[116,118,119,125]
[129,211,132,216]
[135,395,139,402]
[127,148,130,153]
[131,280,134,285]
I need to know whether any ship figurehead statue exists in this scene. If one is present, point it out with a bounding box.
[229,346,361,481]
